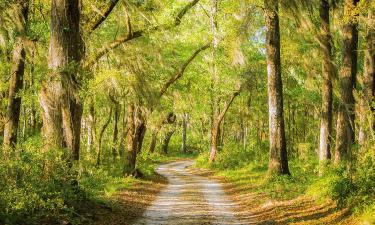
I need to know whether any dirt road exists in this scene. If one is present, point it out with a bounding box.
[134,160,252,225]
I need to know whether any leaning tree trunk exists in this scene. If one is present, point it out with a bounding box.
[3,0,29,151]
[334,0,359,164]
[264,0,290,175]
[318,0,334,167]
[40,0,84,164]
[162,127,176,155]
[209,91,240,162]
[358,9,374,146]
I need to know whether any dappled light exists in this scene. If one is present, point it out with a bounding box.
[0,0,374,224]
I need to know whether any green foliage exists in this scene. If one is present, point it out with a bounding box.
[0,148,80,224]
[308,153,375,222]
[196,141,268,170]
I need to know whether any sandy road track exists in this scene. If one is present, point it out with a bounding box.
[134,160,253,225]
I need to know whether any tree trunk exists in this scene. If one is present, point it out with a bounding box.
[96,107,112,166]
[29,52,39,134]
[264,0,290,175]
[334,0,359,164]
[181,113,188,153]
[318,0,334,166]
[209,91,239,162]
[358,10,375,146]
[87,101,96,153]
[124,104,136,175]
[40,0,84,164]
[243,122,248,150]
[111,100,120,160]
[209,123,219,161]
[209,0,219,156]
[149,130,158,153]
[162,127,175,154]
[119,104,127,157]
[135,121,146,154]
[3,0,29,151]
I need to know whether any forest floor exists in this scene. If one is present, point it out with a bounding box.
[89,159,359,225]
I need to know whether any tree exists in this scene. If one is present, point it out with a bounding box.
[110,95,120,160]
[181,113,188,153]
[39,0,84,164]
[264,0,290,175]
[2,0,29,151]
[318,0,334,168]
[96,107,112,166]
[334,0,359,164]
[209,91,240,162]
[358,9,374,146]
[161,113,177,154]
[124,103,137,175]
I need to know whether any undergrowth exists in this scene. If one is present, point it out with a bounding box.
[0,135,194,225]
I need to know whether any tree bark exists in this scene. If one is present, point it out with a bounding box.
[209,0,220,162]
[318,0,334,166]
[40,0,84,164]
[358,9,375,146]
[264,0,290,175]
[334,0,359,164]
[3,0,29,151]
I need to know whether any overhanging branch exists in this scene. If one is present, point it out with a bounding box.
[216,89,241,125]
[88,0,120,32]
[159,42,210,97]
[83,0,201,69]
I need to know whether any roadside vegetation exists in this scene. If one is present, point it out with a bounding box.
[196,141,375,224]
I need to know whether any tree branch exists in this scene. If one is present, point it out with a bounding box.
[88,0,120,32]
[159,42,210,97]
[124,1,132,38]
[175,0,200,25]
[84,0,201,69]
[216,90,241,125]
